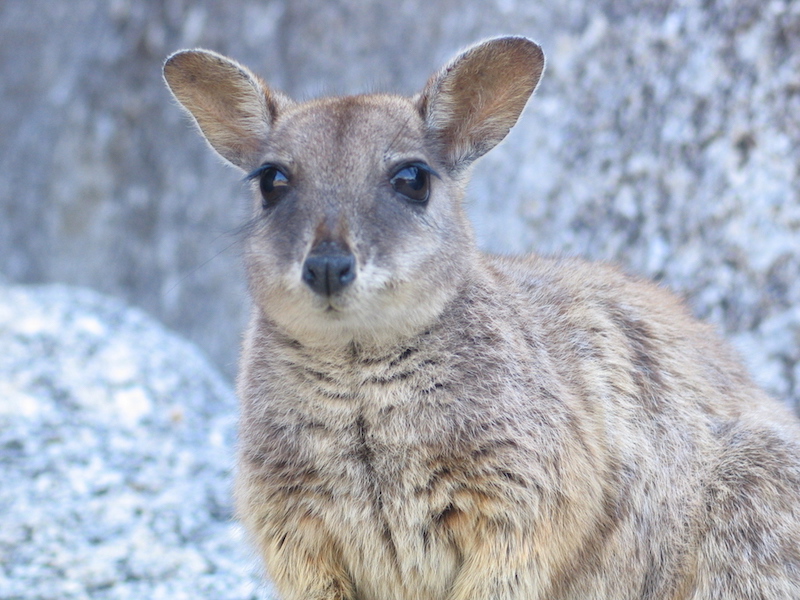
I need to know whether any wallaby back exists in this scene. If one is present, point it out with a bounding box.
[164,37,800,600]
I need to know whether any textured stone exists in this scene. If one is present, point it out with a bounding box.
[0,284,270,599]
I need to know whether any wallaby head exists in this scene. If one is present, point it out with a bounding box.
[164,38,544,347]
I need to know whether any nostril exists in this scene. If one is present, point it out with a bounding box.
[302,257,323,290]
[336,256,356,287]
[302,253,356,296]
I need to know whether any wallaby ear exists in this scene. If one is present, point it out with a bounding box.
[163,49,292,171]
[417,37,544,172]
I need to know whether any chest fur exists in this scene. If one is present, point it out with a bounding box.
[238,342,481,598]
[235,315,595,600]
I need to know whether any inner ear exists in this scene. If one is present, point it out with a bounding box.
[417,37,545,172]
[163,49,292,171]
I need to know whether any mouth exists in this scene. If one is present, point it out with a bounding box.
[320,296,348,314]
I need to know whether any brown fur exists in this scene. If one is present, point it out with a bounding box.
[164,37,800,599]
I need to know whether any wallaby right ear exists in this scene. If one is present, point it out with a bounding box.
[417,37,544,173]
[163,49,291,171]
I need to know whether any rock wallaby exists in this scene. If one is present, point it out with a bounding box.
[164,37,800,599]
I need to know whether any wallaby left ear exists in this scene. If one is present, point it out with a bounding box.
[163,49,293,171]
[417,37,544,172]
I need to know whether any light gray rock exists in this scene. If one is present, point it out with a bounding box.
[0,0,797,408]
[0,284,271,600]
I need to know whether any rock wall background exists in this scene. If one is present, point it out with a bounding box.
[1,0,798,408]
[0,284,269,599]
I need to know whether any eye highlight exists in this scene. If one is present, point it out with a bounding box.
[390,163,435,204]
[247,164,290,209]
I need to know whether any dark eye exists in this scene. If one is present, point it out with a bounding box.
[391,164,430,204]
[257,166,290,209]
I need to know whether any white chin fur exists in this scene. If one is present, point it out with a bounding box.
[264,279,451,348]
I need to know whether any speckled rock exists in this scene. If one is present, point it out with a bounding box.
[0,284,271,600]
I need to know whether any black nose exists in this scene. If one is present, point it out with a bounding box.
[302,244,356,296]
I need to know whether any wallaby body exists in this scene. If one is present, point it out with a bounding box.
[164,37,800,600]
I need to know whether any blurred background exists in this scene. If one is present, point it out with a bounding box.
[2,0,799,410]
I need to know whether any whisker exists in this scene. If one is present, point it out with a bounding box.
[383,112,417,157]
[164,215,265,296]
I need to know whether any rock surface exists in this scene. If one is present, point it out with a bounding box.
[0,1,797,406]
[0,284,271,599]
